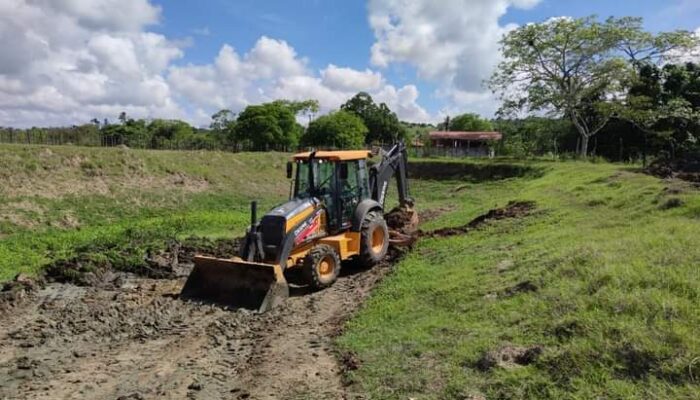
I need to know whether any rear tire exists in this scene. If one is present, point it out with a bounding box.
[359,210,389,267]
[303,244,341,289]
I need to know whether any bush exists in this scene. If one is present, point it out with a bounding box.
[301,110,368,149]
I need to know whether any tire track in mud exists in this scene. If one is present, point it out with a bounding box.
[0,259,398,399]
[0,201,534,400]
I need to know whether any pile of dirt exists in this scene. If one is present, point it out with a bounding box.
[178,236,241,264]
[385,206,420,247]
[43,237,241,288]
[44,249,176,287]
[385,206,419,234]
[409,161,543,182]
[424,201,536,238]
[647,155,700,183]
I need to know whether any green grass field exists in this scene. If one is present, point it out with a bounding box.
[0,144,289,280]
[1,144,699,398]
[340,160,700,399]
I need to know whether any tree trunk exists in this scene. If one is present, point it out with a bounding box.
[580,135,589,158]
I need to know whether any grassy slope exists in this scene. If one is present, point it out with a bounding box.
[340,160,700,399]
[0,144,288,280]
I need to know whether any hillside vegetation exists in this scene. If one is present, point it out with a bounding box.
[340,159,700,398]
[0,144,288,280]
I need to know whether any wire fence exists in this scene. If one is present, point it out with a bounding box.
[0,128,102,147]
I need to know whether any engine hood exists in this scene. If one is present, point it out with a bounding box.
[266,197,318,221]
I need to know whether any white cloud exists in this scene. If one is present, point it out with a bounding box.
[374,84,431,122]
[0,0,185,126]
[29,0,161,31]
[0,0,433,127]
[671,27,700,63]
[368,0,541,116]
[169,38,432,124]
[321,65,383,92]
[243,36,308,79]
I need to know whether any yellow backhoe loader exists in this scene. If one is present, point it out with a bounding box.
[180,142,417,312]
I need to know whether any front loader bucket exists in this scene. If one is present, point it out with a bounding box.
[180,256,289,313]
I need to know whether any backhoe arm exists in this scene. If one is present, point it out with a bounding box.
[369,142,414,209]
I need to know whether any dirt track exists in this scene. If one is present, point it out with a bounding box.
[0,249,402,400]
[0,202,534,400]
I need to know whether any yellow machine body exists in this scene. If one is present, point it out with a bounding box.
[180,145,413,312]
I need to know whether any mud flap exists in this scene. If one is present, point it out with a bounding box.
[180,256,289,313]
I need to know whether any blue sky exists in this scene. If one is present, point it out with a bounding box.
[153,0,700,118]
[1,0,699,127]
[153,0,700,65]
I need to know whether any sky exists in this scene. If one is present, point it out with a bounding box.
[0,0,699,128]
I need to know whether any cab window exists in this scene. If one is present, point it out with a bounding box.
[340,161,360,195]
[295,160,335,198]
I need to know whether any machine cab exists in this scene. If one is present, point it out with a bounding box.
[290,151,371,233]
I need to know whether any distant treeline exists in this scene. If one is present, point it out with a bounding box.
[0,112,691,163]
[493,117,676,163]
[0,118,225,150]
[2,60,699,164]
[0,93,407,152]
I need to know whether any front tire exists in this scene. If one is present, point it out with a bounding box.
[303,244,341,289]
[359,210,389,267]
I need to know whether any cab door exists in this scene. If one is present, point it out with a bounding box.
[337,161,363,229]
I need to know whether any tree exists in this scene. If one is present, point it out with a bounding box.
[210,109,236,131]
[210,109,237,148]
[449,113,494,131]
[494,117,575,157]
[490,16,697,157]
[271,99,320,122]
[490,16,633,157]
[101,113,149,148]
[147,119,194,149]
[301,110,368,149]
[234,102,303,151]
[341,92,405,144]
[610,17,698,66]
[617,63,700,162]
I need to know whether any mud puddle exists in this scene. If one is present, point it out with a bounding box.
[0,202,532,400]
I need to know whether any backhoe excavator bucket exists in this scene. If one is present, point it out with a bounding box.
[180,256,289,313]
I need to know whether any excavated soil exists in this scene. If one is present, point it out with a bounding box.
[646,155,700,183]
[421,201,536,238]
[0,243,411,399]
[0,203,532,400]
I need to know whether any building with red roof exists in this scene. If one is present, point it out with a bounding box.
[428,131,502,157]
